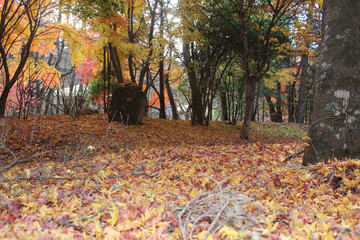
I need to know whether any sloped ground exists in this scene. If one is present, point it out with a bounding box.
[0,114,359,239]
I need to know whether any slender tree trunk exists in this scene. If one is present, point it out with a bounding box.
[165,73,179,120]
[220,89,228,121]
[274,81,283,122]
[159,59,166,119]
[0,1,39,117]
[240,79,257,139]
[108,43,124,83]
[158,0,166,119]
[296,54,308,123]
[56,87,60,114]
[69,73,75,97]
[287,82,296,122]
[103,46,107,112]
[303,0,360,165]
[44,89,51,115]
[252,82,261,121]
[106,48,111,111]
[262,96,265,122]
[127,2,136,84]
[35,80,43,114]
[265,95,276,122]
[183,43,204,125]
[128,55,137,83]
[138,0,159,87]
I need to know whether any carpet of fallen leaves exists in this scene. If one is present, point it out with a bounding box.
[0,114,359,239]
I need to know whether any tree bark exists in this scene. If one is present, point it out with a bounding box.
[159,59,166,119]
[164,73,179,120]
[0,0,41,117]
[183,43,205,125]
[295,54,308,123]
[220,89,228,121]
[265,95,277,122]
[287,82,296,122]
[108,43,124,83]
[303,0,360,165]
[274,81,283,122]
[240,79,257,139]
[158,0,166,119]
[251,82,261,122]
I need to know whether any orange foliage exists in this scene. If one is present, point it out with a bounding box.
[148,90,169,108]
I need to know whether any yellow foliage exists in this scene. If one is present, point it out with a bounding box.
[265,68,296,88]
[195,230,214,240]
[108,204,119,226]
[220,226,249,239]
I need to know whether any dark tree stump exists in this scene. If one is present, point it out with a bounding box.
[107,84,148,125]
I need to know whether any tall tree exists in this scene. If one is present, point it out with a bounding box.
[184,0,304,136]
[303,0,360,165]
[180,0,235,125]
[0,0,56,117]
[62,0,128,83]
[221,65,246,125]
[292,1,322,123]
[126,0,159,88]
[182,43,232,125]
[234,0,304,138]
[295,54,308,123]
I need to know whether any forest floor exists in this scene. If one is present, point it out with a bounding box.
[0,114,359,239]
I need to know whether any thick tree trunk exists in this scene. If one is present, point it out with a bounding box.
[240,79,257,139]
[191,88,205,125]
[303,0,360,165]
[183,43,205,125]
[0,84,12,117]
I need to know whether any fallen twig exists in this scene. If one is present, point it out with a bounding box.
[175,175,265,240]
[130,170,161,178]
[284,150,305,162]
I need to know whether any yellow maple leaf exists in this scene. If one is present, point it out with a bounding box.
[195,230,214,240]
[220,226,249,239]
[189,188,202,198]
[299,173,312,181]
[94,220,103,235]
[38,205,53,219]
[22,201,38,214]
[107,204,119,226]
[266,211,277,225]
[315,212,328,221]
